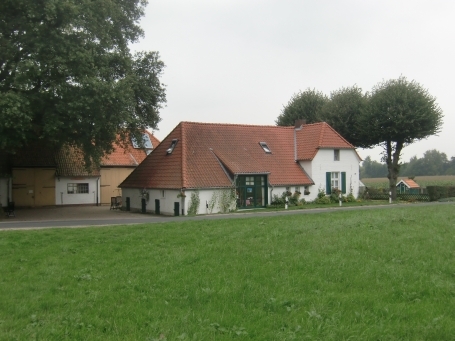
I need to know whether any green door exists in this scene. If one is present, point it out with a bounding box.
[236,175,267,209]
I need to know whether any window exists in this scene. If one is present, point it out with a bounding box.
[161,190,165,198]
[304,186,310,195]
[131,133,153,149]
[259,142,272,153]
[246,176,254,185]
[326,172,346,194]
[166,139,178,154]
[295,186,300,193]
[331,172,339,189]
[334,149,340,161]
[68,183,89,194]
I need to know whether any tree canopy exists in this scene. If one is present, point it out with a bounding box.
[322,86,367,147]
[361,150,455,178]
[276,89,327,126]
[0,0,166,164]
[279,77,443,199]
[366,77,443,198]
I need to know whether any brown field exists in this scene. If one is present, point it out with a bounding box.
[361,175,455,188]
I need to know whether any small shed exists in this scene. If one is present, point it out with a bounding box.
[396,179,420,194]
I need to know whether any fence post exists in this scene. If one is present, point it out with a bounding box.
[339,193,342,206]
[389,191,392,204]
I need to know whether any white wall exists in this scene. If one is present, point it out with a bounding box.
[122,188,182,215]
[55,177,100,205]
[122,188,238,215]
[0,177,11,207]
[302,149,360,199]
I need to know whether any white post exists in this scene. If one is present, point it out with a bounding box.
[339,193,342,206]
[389,191,392,204]
[285,196,288,210]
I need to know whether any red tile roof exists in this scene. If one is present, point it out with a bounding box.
[55,146,100,177]
[295,122,355,160]
[120,121,357,190]
[400,179,420,188]
[8,131,159,177]
[101,131,159,167]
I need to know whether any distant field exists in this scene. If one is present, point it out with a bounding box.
[1,204,455,340]
[362,175,455,188]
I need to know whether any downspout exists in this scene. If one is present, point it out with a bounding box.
[269,182,274,204]
[181,188,185,216]
[96,177,100,206]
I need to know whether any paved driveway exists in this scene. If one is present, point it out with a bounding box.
[1,202,453,230]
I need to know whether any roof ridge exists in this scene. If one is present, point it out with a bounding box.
[321,122,355,148]
[179,121,296,129]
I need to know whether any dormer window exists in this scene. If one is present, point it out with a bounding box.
[166,139,178,154]
[131,133,153,149]
[334,149,340,161]
[259,142,271,154]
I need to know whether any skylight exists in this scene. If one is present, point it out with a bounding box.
[259,142,271,154]
[131,133,153,149]
[166,139,178,154]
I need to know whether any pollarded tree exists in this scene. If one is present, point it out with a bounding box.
[322,85,368,147]
[276,89,328,126]
[366,77,443,200]
[0,0,166,165]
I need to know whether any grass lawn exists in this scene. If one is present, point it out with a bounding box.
[1,204,455,340]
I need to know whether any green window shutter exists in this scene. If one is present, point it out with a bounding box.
[341,172,346,194]
[326,172,331,194]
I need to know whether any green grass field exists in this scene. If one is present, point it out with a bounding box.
[1,204,455,340]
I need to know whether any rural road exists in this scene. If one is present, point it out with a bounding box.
[1,201,452,230]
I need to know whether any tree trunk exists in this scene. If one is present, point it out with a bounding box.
[385,140,403,201]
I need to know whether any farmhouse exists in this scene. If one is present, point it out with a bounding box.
[1,132,159,207]
[120,121,362,215]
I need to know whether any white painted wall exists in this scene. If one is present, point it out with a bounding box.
[0,177,11,207]
[55,177,100,205]
[121,149,360,215]
[302,149,360,199]
[122,188,181,215]
[122,188,239,215]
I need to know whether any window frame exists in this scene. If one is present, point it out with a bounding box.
[259,142,272,154]
[166,139,179,154]
[331,172,340,190]
[67,183,89,194]
[334,149,340,161]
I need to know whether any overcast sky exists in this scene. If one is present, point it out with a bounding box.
[132,0,454,163]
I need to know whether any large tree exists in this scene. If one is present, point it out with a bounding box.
[366,77,443,199]
[322,85,368,147]
[0,0,166,164]
[276,88,328,126]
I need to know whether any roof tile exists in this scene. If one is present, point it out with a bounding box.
[121,121,357,189]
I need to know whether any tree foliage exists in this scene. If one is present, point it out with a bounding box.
[279,77,443,200]
[276,89,328,126]
[360,156,388,178]
[361,150,455,178]
[367,77,443,199]
[322,86,368,147]
[0,0,166,164]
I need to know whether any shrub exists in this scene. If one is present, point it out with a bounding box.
[314,196,331,204]
[187,190,200,215]
[271,194,284,206]
[427,186,448,201]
